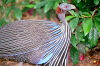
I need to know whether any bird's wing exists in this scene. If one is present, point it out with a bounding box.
[0,20,62,57]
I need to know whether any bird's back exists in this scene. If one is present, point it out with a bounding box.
[0,20,63,64]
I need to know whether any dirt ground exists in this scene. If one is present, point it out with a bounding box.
[0,12,100,66]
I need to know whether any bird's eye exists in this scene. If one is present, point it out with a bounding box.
[65,6,68,8]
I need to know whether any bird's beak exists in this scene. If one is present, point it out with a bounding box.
[70,4,76,9]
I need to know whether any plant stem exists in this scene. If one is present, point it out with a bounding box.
[92,9,98,17]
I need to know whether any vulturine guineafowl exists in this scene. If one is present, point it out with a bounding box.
[0,3,76,66]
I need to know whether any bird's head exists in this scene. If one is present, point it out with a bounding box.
[56,3,76,14]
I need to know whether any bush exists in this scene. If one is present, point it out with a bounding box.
[0,0,32,27]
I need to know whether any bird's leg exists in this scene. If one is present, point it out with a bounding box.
[18,62,23,66]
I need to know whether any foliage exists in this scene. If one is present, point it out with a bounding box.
[0,0,31,27]
[70,46,79,64]
[68,0,100,64]
[69,0,100,48]
[34,0,68,18]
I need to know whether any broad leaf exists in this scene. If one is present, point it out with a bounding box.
[77,43,87,53]
[75,26,85,43]
[66,16,75,21]
[0,18,8,27]
[71,35,77,47]
[21,1,29,5]
[5,6,12,16]
[62,0,67,2]
[25,4,35,8]
[0,6,4,12]
[14,8,22,20]
[70,46,79,64]
[98,32,100,37]
[2,0,7,4]
[44,1,54,13]
[82,18,93,36]
[95,17,100,32]
[69,10,79,17]
[76,0,81,3]
[53,1,59,10]
[6,0,16,4]
[82,12,91,16]
[88,28,98,47]
[34,1,46,9]
[69,18,79,32]
[94,0,99,5]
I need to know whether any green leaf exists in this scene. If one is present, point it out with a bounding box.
[98,32,100,37]
[2,0,7,4]
[75,26,85,43]
[25,4,35,8]
[82,18,93,36]
[76,0,81,3]
[0,6,5,12]
[21,1,29,5]
[22,7,30,12]
[88,28,98,47]
[77,43,88,53]
[82,12,91,16]
[71,35,77,47]
[66,16,75,21]
[70,46,79,64]
[34,1,46,9]
[62,0,67,2]
[0,18,8,27]
[5,6,12,16]
[44,1,54,13]
[45,11,51,19]
[69,18,79,32]
[94,0,99,5]
[13,8,22,20]
[69,10,79,17]
[6,0,16,4]
[53,1,59,10]
[95,17,100,32]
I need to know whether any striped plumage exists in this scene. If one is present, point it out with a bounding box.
[0,3,75,66]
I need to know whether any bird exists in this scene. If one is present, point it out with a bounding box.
[0,3,76,66]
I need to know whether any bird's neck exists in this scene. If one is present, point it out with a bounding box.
[58,13,70,34]
[58,13,71,39]
[58,13,68,25]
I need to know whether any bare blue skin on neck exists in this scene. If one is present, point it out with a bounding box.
[58,13,68,25]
